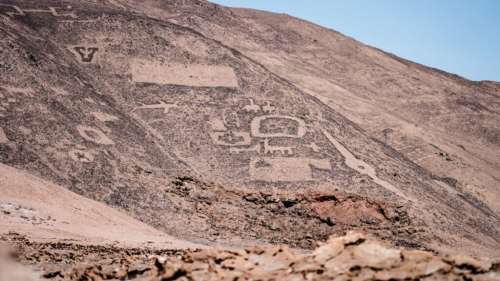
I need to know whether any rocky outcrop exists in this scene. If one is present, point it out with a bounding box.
[5,232,499,281]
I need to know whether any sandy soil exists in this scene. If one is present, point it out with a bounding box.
[0,164,199,249]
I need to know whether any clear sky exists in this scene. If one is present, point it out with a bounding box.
[210,0,500,82]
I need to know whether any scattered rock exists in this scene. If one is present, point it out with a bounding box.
[242,193,261,203]
[4,232,500,281]
[319,216,336,226]
[281,198,300,208]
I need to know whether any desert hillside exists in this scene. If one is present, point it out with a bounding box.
[0,163,199,249]
[0,0,499,279]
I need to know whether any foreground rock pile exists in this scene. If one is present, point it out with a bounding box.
[152,233,499,281]
[6,232,499,281]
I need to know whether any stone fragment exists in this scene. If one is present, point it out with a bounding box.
[352,242,402,269]
[313,238,345,263]
[341,231,366,246]
[446,255,492,272]
[374,258,450,280]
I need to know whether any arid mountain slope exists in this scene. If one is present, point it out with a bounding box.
[0,164,198,249]
[124,0,500,214]
[0,0,499,256]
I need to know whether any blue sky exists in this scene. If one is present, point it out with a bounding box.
[211,0,500,82]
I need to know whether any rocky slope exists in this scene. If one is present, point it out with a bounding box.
[2,232,499,281]
[140,0,500,214]
[0,0,498,260]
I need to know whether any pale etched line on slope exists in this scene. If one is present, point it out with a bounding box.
[321,129,410,201]
[0,127,8,144]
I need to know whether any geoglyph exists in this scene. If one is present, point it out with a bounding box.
[76,125,114,145]
[69,46,99,64]
[131,60,239,88]
[91,112,119,122]
[132,101,178,114]
[0,127,8,144]
[322,129,409,200]
[250,157,331,182]
[203,99,333,182]
[68,149,94,163]
[0,4,77,18]
[251,115,307,138]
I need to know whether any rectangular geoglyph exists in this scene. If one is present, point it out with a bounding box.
[131,60,239,88]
